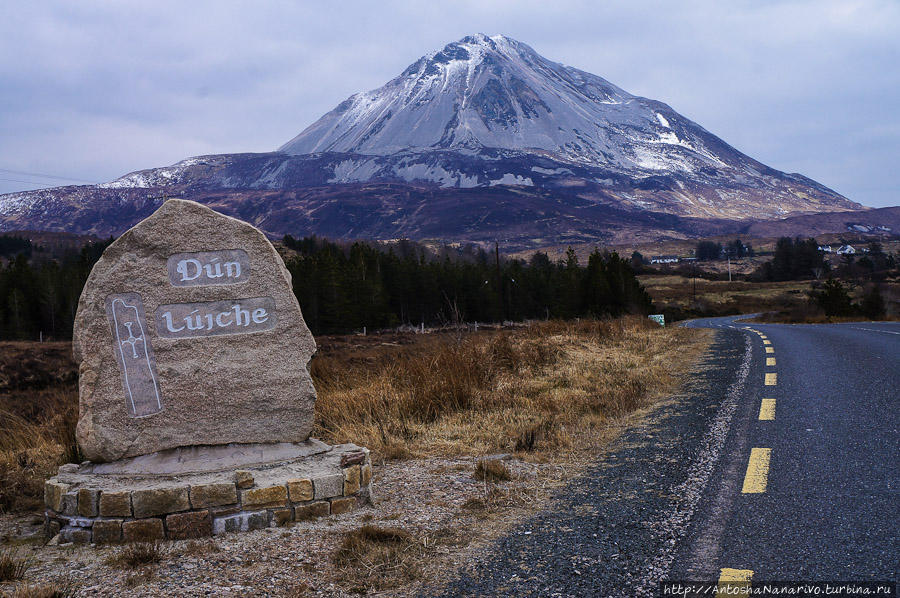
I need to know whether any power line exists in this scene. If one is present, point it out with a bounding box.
[0,168,97,184]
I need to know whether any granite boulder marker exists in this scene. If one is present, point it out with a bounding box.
[46,200,370,544]
[74,199,317,462]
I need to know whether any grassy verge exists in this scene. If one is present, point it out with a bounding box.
[1,318,707,515]
[639,274,899,323]
[1,341,79,512]
[638,275,813,320]
[313,317,707,461]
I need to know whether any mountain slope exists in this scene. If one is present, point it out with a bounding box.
[0,34,864,246]
[277,33,857,219]
[281,34,750,172]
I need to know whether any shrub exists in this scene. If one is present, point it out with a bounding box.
[6,583,76,598]
[0,548,31,581]
[108,542,165,569]
[695,241,723,261]
[812,278,854,317]
[0,388,78,513]
[333,526,422,590]
[473,459,512,482]
[860,285,886,320]
[514,417,555,452]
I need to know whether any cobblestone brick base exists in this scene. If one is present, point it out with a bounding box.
[45,443,372,544]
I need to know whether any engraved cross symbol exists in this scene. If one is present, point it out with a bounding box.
[120,321,143,358]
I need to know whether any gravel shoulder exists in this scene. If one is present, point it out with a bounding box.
[428,328,747,597]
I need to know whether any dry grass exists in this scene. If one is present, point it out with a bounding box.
[639,274,900,322]
[1,341,80,514]
[460,484,536,517]
[0,316,707,519]
[106,542,166,569]
[0,549,31,581]
[473,459,512,482]
[0,342,77,392]
[2,583,76,598]
[0,389,78,513]
[332,525,425,591]
[750,280,900,323]
[178,540,221,556]
[638,275,813,320]
[313,317,707,461]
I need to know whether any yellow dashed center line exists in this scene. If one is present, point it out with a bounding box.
[732,328,778,576]
[742,448,772,493]
[719,568,754,590]
[759,399,776,420]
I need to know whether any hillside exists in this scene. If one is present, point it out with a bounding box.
[0,34,864,247]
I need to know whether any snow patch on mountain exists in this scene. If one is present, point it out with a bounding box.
[532,166,573,176]
[490,174,533,186]
[0,191,41,217]
[101,173,152,189]
[100,157,208,189]
[328,159,383,184]
[279,33,784,190]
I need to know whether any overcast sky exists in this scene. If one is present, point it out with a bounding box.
[1,1,897,207]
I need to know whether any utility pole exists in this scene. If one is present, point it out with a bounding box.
[728,255,732,282]
[495,241,505,322]
[692,262,697,302]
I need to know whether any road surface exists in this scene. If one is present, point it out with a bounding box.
[433,317,899,596]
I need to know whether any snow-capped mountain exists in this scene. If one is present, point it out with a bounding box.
[283,34,736,172]
[0,34,862,247]
[276,34,856,219]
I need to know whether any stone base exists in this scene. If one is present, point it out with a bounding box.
[44,440,372,544]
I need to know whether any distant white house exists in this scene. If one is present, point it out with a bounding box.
[650,256,680,264]
[836,245,856,255]
[818,245,833,253]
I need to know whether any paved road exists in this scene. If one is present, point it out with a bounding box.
[674,317,899,586]
[432,318,899,596]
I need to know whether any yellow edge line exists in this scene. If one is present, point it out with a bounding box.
[765,347,774,354]
[741,448,772,493]
[719,568,754,590]
[719,567,754,584]
[766,357,776,366]
[759,398,776,420]
[765,372,777,385]
[763,339,771,345]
